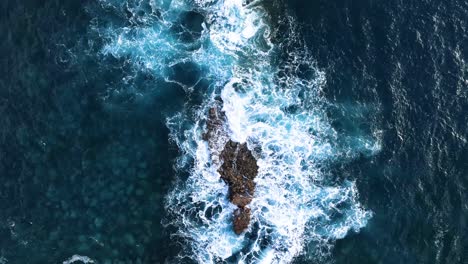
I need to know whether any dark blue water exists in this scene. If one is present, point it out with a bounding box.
[287,1,468,263]
[0,0,467,263]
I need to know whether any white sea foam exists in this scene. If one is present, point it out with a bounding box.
[92,0,379,263]
[62,255,94,264]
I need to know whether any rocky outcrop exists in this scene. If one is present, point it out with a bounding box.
[218,140,258,234]
[233,207,251,235]
[203,107,229,167]
[202,107,224,144]
[218,140,258,207]
[204,107,259,234]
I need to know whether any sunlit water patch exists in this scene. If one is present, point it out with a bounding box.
[90,0,379,263]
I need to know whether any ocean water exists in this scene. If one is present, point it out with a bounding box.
[0,0,467,264]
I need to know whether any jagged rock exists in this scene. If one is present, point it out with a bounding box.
[202,107,229,167]
[231,193,252,208]
[203,107,259,234]
[233,207,251,235]
[218,140,258,233]
[218,140,258,206]
[202,107,224,142]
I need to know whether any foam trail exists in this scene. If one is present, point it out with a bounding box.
[63,255,94,264]
[90,0,379,263]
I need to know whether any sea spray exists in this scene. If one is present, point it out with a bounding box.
[90,0,378,263]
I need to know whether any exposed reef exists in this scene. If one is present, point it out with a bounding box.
[218,140,258,207]
[204,107,258,234]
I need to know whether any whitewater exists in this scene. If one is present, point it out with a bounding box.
[92,0,379,263]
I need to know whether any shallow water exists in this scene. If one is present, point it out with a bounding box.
[0,0,467,263]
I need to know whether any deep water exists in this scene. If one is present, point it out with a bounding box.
[0,0,467,264]
[287,1,468,263]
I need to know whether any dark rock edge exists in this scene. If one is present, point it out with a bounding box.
[204,107,259,234]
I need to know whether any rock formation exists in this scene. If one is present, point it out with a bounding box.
[218,140,257,206]
[203,107,229,167]
[204,107,259,234]
[233,207,251,235]
[218,139,258,234]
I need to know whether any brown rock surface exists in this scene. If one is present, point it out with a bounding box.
[203,107,229,167]
[203,107,259,234]
[219,140,258,205]
[218,140,258,234]
[230,193,253,208]
[233,207,251,235]
[202,107,224,142]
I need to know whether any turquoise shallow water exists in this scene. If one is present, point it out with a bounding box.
[1,0,467,263]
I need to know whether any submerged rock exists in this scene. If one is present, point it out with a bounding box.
[202,107,225,143]
[203,106,229,167]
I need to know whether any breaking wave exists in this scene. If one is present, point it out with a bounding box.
[90,0,379,263]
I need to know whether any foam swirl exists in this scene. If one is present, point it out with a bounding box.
[90,0,378,263]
